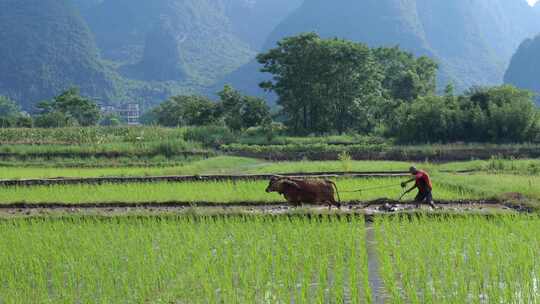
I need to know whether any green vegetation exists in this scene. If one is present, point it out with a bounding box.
[258,33,539,141]
[145,86,271,131]
[0,126,186,145]
[222,142,540,161]
[0,96,30,128]
[34,88,101,127]
[258,33,437,135]
[434,173,540,201]
[388,85,539,143]
[377,215,540,302]
[0,178,479,205]
[0,216,370,302]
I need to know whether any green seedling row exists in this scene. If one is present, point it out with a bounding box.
[0,156,539,179]
[0,178,477,205]
[376,215,540,303]
[0,216,371,303]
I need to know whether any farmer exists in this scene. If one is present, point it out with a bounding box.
[401,166,436,208]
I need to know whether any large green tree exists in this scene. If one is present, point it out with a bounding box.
[258,33,384,134]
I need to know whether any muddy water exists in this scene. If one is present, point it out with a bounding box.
[365,222,386,304]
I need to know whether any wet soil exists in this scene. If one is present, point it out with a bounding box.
[0,199,527,217]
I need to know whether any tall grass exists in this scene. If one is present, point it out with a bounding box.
[0,216,370,303]
[376,215,540,303]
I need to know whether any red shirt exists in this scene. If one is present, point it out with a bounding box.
[415,170,432,191]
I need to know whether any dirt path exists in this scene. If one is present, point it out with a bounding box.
[365,222,386,304]
[0,200,527,217]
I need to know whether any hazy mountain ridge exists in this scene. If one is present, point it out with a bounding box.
[505,34,540,102]
[225,0,540,97]
[2,0,540,109]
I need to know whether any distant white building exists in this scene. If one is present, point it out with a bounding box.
[99,103,140,125]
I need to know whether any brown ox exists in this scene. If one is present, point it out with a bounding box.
[265,176,341,209]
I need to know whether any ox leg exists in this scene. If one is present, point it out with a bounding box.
[333,199,341,210]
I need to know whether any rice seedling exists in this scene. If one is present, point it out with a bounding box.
[0,178,477,205]
[0,215,371,303]
[376,215,540,303]
[436,172,540,200]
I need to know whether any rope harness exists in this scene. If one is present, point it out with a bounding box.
[340,183,403,193]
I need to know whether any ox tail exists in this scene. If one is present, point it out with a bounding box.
[329,180,341,205]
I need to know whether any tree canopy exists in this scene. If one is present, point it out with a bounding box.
[257,33,438,135]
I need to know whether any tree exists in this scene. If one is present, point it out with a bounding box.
[153,95,217,127]
[34,111,76,128]
[36,88,100,126]
[389,95,460,143]
[0,96,24,128]
[258,33,384,134]
[387,85,539,143]
[372,47,438,102]
[217,85,271,131]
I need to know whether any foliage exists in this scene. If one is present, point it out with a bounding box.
[0,96,26,128]
[372,47,438,102]
[36,88,101,127]
[151,95,218,127]
[217,85,271,131]
[183,126,235,148]
[258,33,386,134]
[388,85,539,143]
[34,111,76,128]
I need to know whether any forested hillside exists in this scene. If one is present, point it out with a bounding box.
[2,0,540,110]
[0,0,118,110]
[505,34,540,103]
[226,0,540,97]
[85,0,254,84]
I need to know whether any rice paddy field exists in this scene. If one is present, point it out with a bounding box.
[376,215,540,303]
[2,215,540,303]
[0,216,371,303]
[0,178,479,205]
[1,150,540,303]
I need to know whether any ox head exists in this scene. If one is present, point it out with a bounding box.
[265,176,299,194]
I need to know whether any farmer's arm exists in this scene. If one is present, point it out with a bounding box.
[403,184,417,194]
[401,178,415,188]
